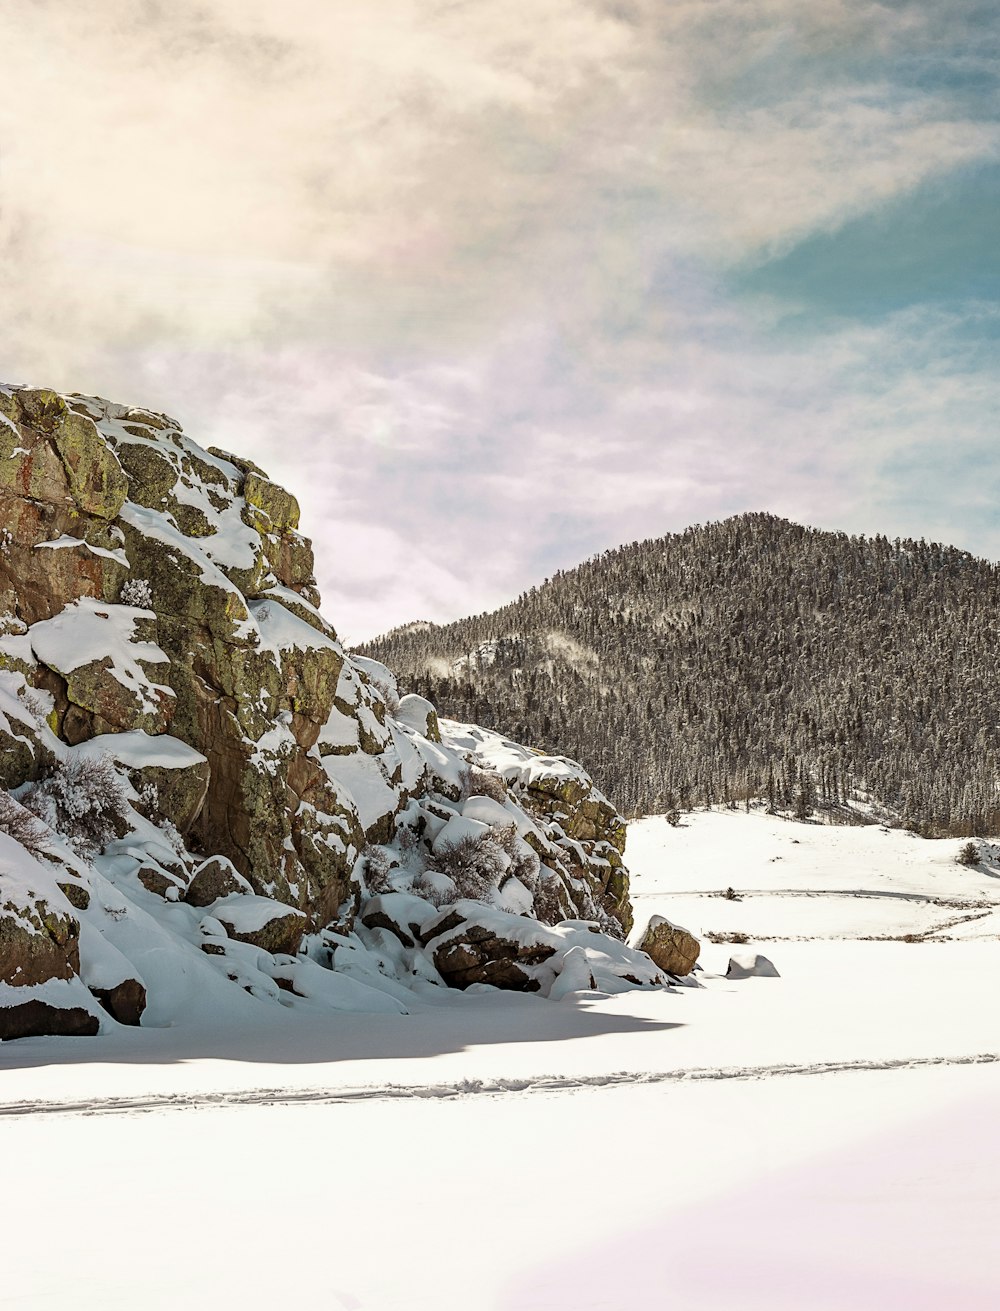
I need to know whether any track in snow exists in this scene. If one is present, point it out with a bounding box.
[2,1052,998,1119]
[631,887,1000,908]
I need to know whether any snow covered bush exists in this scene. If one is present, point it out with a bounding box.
[413,867,458,908]
[0,792,51,858]
[119,577,154,608]
[394,822,425,865]
[429,831,508,901]
[21,755,131,859]
[361,843,394,894]
[957,841,980,867]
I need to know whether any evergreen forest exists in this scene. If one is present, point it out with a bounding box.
[361,514,1000,835]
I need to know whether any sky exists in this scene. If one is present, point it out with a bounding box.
[1,0,998,642]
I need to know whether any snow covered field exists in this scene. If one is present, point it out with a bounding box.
[4,811,1000,1310]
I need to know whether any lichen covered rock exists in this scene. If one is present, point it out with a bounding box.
[637,915,700,976]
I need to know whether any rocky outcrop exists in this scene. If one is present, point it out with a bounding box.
[0,384,362,926]
[636,915,700,976]
[440,722,634,934]
[0,378,661,1039]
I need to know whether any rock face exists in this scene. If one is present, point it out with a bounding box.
[637,915,700,976]
[0,383,361,926]
[0,379,665,1040]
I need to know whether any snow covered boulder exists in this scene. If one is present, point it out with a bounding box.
[395,693,441,743]
[78,921,148,1026]
[213,896,308,956]
[360,892,439,949]
[726,952,779,979]
[136,862,186,900]
[0,836,100,1039]
[0,894,81,988]
[547,945,597,1000]
[422,904,557,991]
[636,915,700,977]
[184,855,252,908]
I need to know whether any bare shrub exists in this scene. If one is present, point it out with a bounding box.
[156,816,187,857]
[413,868,457,908]
[575,885,623,938]
[491,822,540,892]
[594,905,625,940]
[361,844,393,894]
[428,832,507,902]
[722,886,741,901]
[21,755,131,859]
[367,673,400,715]
[394,823,426,865]
[137,780,159,811]
[532,870,567,926]
[458,765,508,805]
[0,792,51,859]
[16,685,50,725]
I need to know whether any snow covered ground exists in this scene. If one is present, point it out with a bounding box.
[4,810,1000,1310]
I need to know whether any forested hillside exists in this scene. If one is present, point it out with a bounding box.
[362,514,1000,835]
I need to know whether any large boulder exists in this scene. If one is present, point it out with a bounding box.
[184,856,252,908]
[213,896,308,955]
[0,900,80,986]
[423,907,556,991]
[636,915,700,976]
[90,977,147,1026]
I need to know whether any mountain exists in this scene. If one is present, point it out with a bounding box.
[0,383,667,1041]
[362,513,1000,835]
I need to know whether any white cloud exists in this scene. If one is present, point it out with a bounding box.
[0,0,997,639]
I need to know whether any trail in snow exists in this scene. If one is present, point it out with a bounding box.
[4,1051,998,1119]
[631,887,1000,908]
